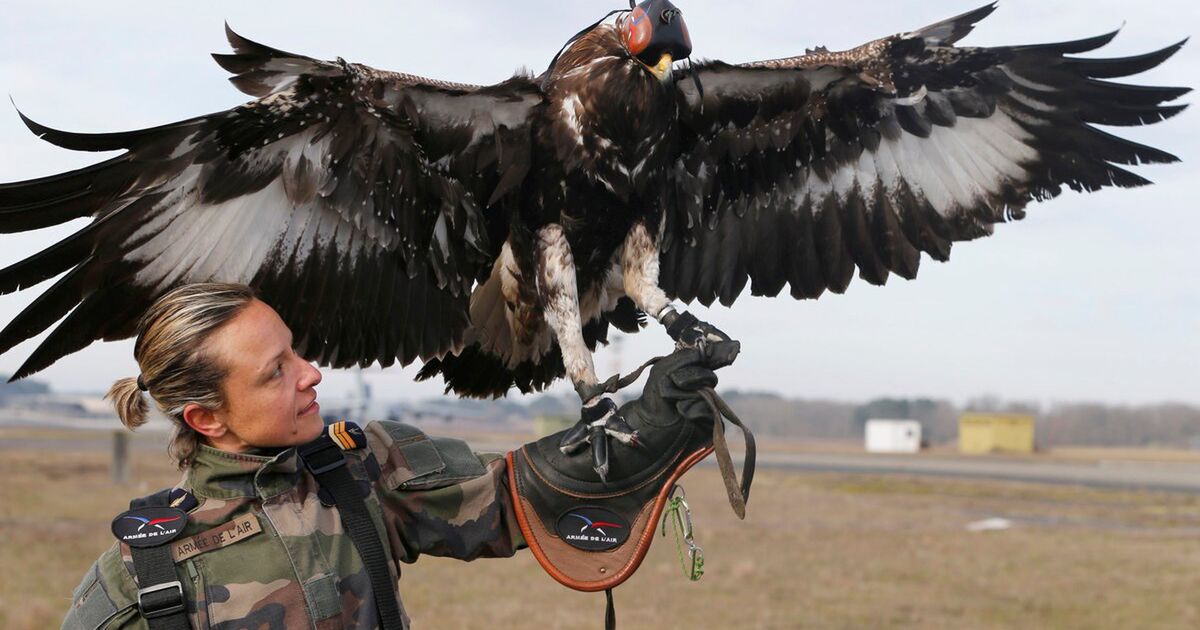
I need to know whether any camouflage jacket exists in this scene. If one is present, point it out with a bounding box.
[62,421,524,629]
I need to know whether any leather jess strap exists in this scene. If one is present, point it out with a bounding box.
[698,387,755,519]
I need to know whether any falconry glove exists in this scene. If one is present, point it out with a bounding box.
[506,339,745,597]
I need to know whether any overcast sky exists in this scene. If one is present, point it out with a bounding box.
[0,1,1196,406]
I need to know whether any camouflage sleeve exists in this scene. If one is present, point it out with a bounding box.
[364,421,526,562]
[61,544,146,630]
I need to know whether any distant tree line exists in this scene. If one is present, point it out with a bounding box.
[0,374,50,401]
[718,391,1200,449]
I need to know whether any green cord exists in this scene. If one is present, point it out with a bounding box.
[662,492,704,581]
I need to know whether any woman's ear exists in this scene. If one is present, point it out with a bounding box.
[183,402,226,439]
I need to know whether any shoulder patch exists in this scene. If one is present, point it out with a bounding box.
[168,487,199,512]
[111,507,188,547]
[328,420,367,450]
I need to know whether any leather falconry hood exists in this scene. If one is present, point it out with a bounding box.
[624,0,693,67]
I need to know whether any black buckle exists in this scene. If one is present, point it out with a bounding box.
[138,580,185,619]
[298,436,346,476]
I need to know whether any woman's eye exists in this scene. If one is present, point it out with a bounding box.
[272,362,284,378]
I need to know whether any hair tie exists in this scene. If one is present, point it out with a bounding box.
[136,375,148,392]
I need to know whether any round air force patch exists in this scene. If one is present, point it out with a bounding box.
[556,506,630,551]
[111,507,189,548]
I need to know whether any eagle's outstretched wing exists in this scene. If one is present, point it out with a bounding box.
[0,26,541,378]
[661,3,1188,307]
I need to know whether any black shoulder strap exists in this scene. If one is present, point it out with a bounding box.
[299,431,405,630]
[125,489,190,630]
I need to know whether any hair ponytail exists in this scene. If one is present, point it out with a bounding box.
[106,376,149,430]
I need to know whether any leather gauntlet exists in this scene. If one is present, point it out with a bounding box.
[506,340,739,591]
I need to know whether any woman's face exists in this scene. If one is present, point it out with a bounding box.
[202,298,325,450]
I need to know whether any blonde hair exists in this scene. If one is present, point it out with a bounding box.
[105,283,257,468]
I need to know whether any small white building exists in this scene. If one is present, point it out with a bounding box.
[864,419,923,454]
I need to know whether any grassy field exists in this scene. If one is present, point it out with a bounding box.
[3,430,1200,629]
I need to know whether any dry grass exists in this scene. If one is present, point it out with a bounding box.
[3,429,1200,629]
[0,434,182,630]
[1046,446,1200,464]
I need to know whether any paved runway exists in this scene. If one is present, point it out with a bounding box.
[747,451,1200,494]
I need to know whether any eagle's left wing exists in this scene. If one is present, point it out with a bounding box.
[661,3,1188,307]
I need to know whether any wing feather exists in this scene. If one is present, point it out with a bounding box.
[0,29,540,377]
[665,5,1186,307]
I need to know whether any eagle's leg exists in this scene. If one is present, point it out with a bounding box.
[621,222,731,349]
[536,224,638,481]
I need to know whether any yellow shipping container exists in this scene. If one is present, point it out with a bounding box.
[959,413,1035,454]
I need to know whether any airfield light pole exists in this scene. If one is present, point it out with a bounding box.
[351,368,371,424]
[112,430,130,485]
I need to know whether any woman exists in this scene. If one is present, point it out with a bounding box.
[61,283,736,629]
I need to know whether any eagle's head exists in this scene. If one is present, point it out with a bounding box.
[619,0,692,82]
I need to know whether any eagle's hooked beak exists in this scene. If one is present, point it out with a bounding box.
[646,53,673,81]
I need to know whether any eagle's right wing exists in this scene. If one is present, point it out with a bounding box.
[0,26,542,378]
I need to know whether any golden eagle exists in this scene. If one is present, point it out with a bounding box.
[0,1,1187,476]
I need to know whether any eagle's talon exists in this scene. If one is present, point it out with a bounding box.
[558,420,592,455]
[591,424,610,481]
[557,396,637,481]
[602,413,639,446]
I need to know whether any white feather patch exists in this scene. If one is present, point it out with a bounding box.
[128,177,373,292]
[536,224,597,386]
[799,110,1038,220]
[561,94,586,147]
[620,222,669,316]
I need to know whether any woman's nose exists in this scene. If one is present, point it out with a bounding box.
[300,360,322,389]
